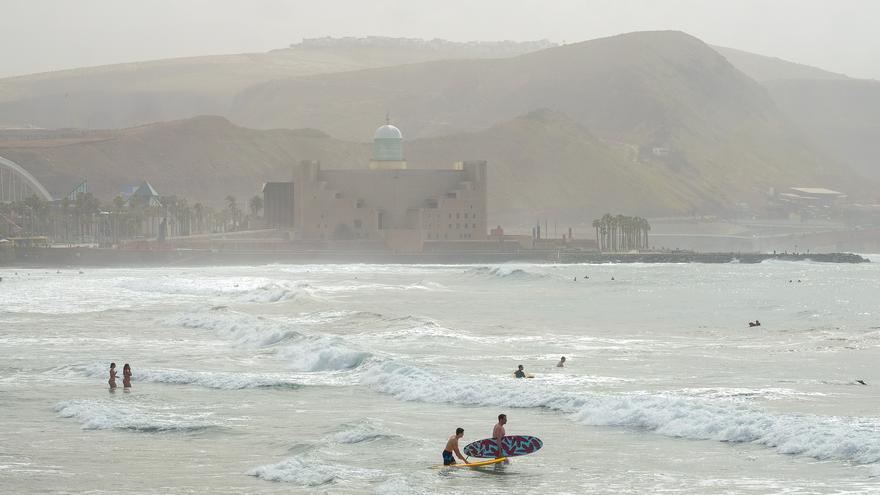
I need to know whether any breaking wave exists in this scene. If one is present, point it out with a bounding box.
[161,311,302,346]
[161,310,372,372]
[278,336,372,372]
[117,277,319,304]
[361,360,880,465]
[54,399,221,433]
[464,266,546,280]
[248,453,380,486]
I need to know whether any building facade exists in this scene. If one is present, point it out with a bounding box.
[292,122,487,251]
[262,182,296,227]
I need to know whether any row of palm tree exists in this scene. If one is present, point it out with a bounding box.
[1,193,266,244]
[592,214,651,252]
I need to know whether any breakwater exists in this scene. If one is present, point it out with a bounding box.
[2,247,869,267]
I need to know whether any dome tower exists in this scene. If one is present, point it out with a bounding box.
[369,116,407,170]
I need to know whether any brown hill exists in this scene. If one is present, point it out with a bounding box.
[229,31,865,201]
[1,110,866,225]
[0,113,691,222]
[0,116,366,204]
[0,39,551,130]
[712,46,849,82]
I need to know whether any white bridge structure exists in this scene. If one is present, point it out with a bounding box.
[0,155,53,202]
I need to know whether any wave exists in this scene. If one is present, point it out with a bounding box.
[464,265,546,280]
[671,387,826,401]
[278,336,372,372]
[161,310,372,372]
[240,282,319,303]
[161,311,302,347]
[248,453,379,486]
[117,277,319,304]
[309,280,449,294]
[324,419,401,445]
[361,360,880,465]
[54,399,220,433]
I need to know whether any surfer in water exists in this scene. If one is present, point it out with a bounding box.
[514,365,526,378]
[557,356,566,367]
[442,428,467,465]
[493,414,507,459]
[108,362,117,390]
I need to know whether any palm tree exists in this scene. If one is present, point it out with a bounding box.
[601,213,613,252]
[193,203,204,233]
[592,219,601,251]
[225,195,239,231]
[615,215,626,252]
[249,195,263,219]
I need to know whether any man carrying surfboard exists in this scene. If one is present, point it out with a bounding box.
[442,427,468,465]
[493,414,507,459]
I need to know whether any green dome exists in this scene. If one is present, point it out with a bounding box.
[373,124,403,161]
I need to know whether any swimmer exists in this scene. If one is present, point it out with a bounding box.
[856,379,867,386]
[557,356,566,367]
[514,365,526,378]
[123,363,132,389]
[442,428,467,465]
[108,362,117,389]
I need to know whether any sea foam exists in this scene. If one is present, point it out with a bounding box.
[54,399,220,432]
[361,360,880,465]
[248,453,379,486]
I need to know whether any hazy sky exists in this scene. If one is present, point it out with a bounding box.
[1,0,877,79]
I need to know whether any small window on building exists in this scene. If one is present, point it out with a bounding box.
[456,213,460,219]
[448,213,452,219]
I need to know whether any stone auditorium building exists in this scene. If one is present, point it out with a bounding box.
[265,120,488,252]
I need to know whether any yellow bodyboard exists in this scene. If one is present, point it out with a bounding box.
[432,457,508,469]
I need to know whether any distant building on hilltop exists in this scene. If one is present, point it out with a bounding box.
[266,120,488,252]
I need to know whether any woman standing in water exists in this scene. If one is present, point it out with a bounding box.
[108,363,117,390]
[122,363,132,390]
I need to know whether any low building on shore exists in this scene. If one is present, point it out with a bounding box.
[271,121,488,252]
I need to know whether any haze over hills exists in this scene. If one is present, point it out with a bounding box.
[0,112,727,222]
[766,79,880,183]
[230,31,864,201]
[0,38,553,130]
[712,46,849,82]
[1,31,876,222]
[0,116,365,206]
[0,108,865,225]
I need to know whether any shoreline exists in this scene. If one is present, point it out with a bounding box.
[1,247,870,268]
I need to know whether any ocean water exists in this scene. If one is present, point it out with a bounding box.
[1,261,879,494]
